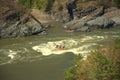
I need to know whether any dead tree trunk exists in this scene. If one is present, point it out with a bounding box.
[29,14,44,28]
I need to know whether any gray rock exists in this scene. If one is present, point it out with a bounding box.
[0,23,43,38]
[38,31,47,35]
[103,9,120,19]
[75,26,90,32]
[73,6,96,18]
[0,7,46,39]
[0,24,27,38]
[105,7,118,13]
[17,25,30,36]
[44,24,51,29]
[73,19,87,27]
[87,16,114,29]
[65,18,87,28]
[64,18,91,32]
[94,6,105,17]
[111,16,120,25]
[30,24,43,35]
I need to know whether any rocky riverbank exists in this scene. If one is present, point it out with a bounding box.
[0,0,120,39]
[0,0,52,39]
[63,6,120,32]
[45,0,120,32]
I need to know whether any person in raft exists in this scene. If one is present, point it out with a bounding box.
[55,45,65,50]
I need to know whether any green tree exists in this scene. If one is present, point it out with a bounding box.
[113,0,120,7]
[65,39,120,80]
[65,54,82,80]
[19,0,33,8]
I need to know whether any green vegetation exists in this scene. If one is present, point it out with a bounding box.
[18,0,55,10]
[97,0,104,6]
[96,0,120,7]
[65,39,120,80]
[19,0,47,9]
[65,54,82,80]
[45,0,55,11]
[113,0,120,7]
[18,0,120,12]
[57,2,63,11]
[35,0,47,10]
[19,0,33,8]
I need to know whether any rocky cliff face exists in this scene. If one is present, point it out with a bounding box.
[0,0,120,38]
[2,0,118,23]
[0,0,48,39]
[47,0,120,22]
[52,0,120,32]
[45,0,100,22]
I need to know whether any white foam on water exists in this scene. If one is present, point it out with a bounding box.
[8,50,17,59]
[32,39,79,56]
[80,36,105,42]
[94,36,105,39]
[32,37,99,56]
[81,36,94,42]
[0,48,31,65]
[0,49,17,65]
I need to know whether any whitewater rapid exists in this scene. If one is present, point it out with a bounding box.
[32,36,105,56]
[0,33,119,65]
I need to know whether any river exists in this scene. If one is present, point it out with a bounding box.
[0,21,120,80]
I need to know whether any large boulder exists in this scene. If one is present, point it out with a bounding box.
[105,7,118,13]
[64,18,91,32]
[30,24,43,35]
[75,26,90,32]
[0,8,47,39]
[103,9,120,19]
[103,9,120,25]
[111,16,120,25]
[73,19,87,27]
[87,16,114,29]
[64,18,87,28]
[0,23,44,38]
[92,6,105,17]
[0,3,48,39]
[73,6,96,19]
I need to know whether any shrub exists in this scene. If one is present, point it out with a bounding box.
[45,0,55,11]
[58,2,63,11]
[35,0,47,10]
[65,39,120,80]
[19,0,48,10]
[64,66,77,80]
[97,0,104,6]
[113,0,120,7]
[64,54,82,80]
[19,0,33,8]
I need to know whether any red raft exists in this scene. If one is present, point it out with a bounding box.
[56,48,65,50]
[55,45,65,50]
